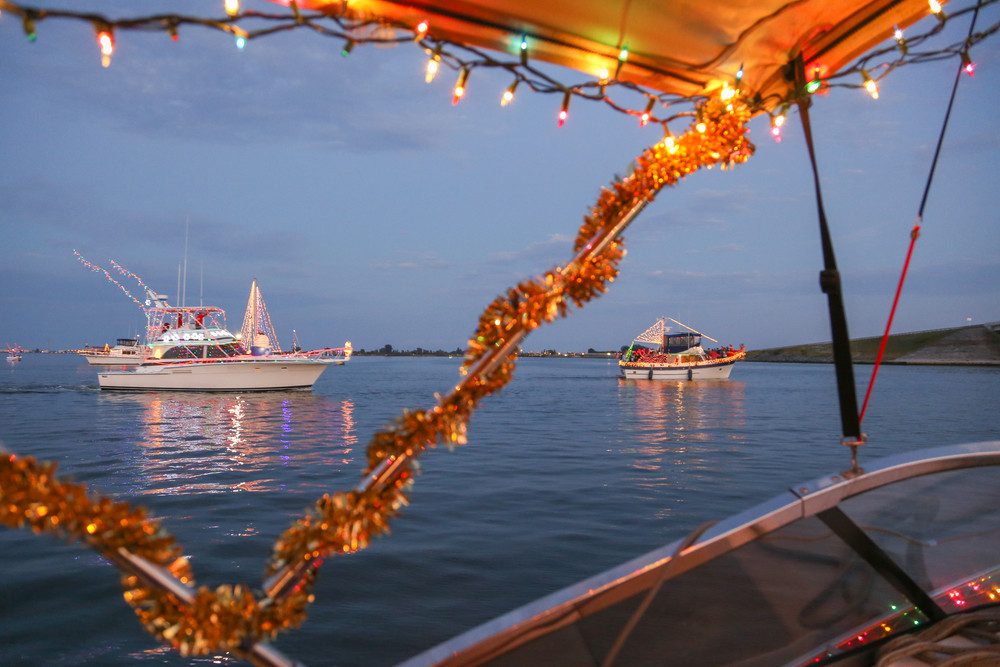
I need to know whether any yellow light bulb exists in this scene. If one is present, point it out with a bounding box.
[224,0,240,17]
[425,56,440,83]
[929,0,942,14]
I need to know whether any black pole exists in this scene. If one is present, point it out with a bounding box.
[792,58,863,447]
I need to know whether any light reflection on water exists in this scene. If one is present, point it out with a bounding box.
[99,392,357,496]
[616,379,748,517]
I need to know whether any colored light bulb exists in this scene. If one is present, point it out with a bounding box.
[769,114,784,142]
[235,35,246,49]
[661,132,677,154]
[639,98,655,126]
[961,51,975,76]
[929,0,942,14]
[425,47,441,83]
[557,91,571,127]
[97,29,114,68]
[225,0,240,17]
[23,15,37,42]
[805,79,821,94]
[862,70,879,99]
[500,80,518,107]
[341,40,355,57]
[452,68,469,105]
[614,45,629,78]
[736,63,744,84]
[416,20,429,37]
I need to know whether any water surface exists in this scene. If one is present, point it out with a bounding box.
[0,355,997,665]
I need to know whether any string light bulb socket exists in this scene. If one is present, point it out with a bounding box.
[639,97,656,126]
[614,45,629,79]
[893,25,907,53]
[557,90,571,127]
[425,44,442,83]
[95,25,114,68]
[519,34,528,65]
[929,0,946,21]
[961,50,975,77]
[500,79,519,107]
[341,40,355,57]
[661,127,677,153]
[22,13,37,42]
[770,114,784,142]
[452,67,469,105]
[861,70,879,99]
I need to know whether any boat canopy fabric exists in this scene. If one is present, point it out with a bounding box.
[300,0,933,112]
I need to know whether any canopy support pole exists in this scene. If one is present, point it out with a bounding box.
[792,57,865,472]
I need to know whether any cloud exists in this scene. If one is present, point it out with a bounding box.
[370,252,450,271]
[489,233,574,263]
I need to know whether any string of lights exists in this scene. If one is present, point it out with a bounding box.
[73,250,147,310]
[0,0,996,134]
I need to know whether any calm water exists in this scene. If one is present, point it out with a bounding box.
[1,355,998,665]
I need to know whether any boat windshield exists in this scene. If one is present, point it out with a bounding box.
[405,443,1000,667]
[159,346,201,360]
[206,343,245,358]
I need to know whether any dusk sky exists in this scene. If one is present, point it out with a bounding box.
[2,2,998,352]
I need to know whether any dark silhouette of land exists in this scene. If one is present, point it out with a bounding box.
[746,322,1000,366]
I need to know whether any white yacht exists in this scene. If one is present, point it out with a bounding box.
[97,305,349,391]
[81,338,147,365]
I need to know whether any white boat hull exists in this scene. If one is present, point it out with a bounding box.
[620,359,737,380]
[98,359,334,391]
[83,353,146,366]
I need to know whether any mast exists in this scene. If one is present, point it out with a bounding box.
[181,217,189,307]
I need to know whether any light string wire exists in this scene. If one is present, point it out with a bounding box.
[3,97,754,656]
[0,0,997,131]
[109,258,153,295]
[73,250,146,310]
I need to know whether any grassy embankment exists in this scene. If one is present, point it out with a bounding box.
[746,323,1000,366]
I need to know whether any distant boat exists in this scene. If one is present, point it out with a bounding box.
[98,284,350,391]
[5,345,23,364]
[80,338,147,366]
[618,317,745,380]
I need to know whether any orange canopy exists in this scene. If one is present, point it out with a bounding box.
[298,0,933,111]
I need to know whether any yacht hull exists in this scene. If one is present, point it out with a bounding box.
[619,359,737,380]
[83,353,146,366]
[98,359,333,391]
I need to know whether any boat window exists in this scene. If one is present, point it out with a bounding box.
[205,343,244,358]
[160,346,200,360]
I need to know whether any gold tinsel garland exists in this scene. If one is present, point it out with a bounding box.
[0,97,753,656]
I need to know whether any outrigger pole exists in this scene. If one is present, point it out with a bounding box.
[667,317,719,344]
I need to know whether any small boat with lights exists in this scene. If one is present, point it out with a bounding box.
[98,283,351,391]
[5,345,23,364]
[80,337,147,365]
[619,317,745,380]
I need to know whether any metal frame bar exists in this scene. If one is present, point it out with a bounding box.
[400,441,1000,667]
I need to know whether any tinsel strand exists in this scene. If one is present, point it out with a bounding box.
[1,97,753,655]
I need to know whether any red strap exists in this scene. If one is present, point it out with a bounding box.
[859,224,920,424]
